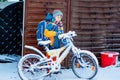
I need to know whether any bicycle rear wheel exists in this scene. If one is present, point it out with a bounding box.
[18,54,48,80]
[71,53,98,79]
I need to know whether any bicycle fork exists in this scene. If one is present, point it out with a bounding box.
[76,57,88,68]
[74,50,88,68]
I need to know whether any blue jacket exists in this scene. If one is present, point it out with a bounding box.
[44,22,64,49]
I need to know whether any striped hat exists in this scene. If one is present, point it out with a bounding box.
[53,10,63,18]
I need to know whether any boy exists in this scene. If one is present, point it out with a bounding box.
[44,10,64,49]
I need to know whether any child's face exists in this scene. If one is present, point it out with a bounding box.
[55,15,62,22]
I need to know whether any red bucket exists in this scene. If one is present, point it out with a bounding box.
[101,51,119,68]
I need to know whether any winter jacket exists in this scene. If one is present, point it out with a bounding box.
[44,21,64,49]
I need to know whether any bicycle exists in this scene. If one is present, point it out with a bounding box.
[18,31,99,80]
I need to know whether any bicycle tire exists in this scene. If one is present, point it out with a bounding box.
[71,53,98,79]
[18,54,47,80]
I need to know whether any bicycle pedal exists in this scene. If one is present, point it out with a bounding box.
[53,71,62,74]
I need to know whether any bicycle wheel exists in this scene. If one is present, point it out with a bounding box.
[71,53,98,79]
[18,54,48,80]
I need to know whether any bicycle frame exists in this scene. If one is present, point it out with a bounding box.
[46,40,73,63]
[25,36,98,66]
[25,38,98,69]
[24,38,79,72]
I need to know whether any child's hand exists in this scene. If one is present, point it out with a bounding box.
[58,34,65,39]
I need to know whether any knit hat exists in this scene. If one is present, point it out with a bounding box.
[53,10,63,18]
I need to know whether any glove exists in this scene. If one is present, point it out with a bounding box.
[58,34,65,39]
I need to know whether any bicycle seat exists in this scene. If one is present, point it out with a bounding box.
[38,40,51,46]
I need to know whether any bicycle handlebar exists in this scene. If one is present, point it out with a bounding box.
[58,31,77,39]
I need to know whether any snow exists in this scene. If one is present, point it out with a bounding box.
[0,62,20,80]
[47,66,120,80]
[7,0,19,2]
[93,66,120,80]
[0,54,21,80]
[0,55,16,63]
[0,54,120,80]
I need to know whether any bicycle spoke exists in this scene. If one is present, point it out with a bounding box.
[18,54,49,80]
[22,64,30,68]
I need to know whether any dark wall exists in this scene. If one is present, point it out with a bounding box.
[0,2,23,55]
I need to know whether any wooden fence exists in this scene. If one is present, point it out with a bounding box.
[23,0,120,67]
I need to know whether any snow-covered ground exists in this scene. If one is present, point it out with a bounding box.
[0,54,120,80]
[0,54,21,80]
[7,0,19,2]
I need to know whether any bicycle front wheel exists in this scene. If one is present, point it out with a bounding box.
[71,53,98,79]
[18,54,48,80]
